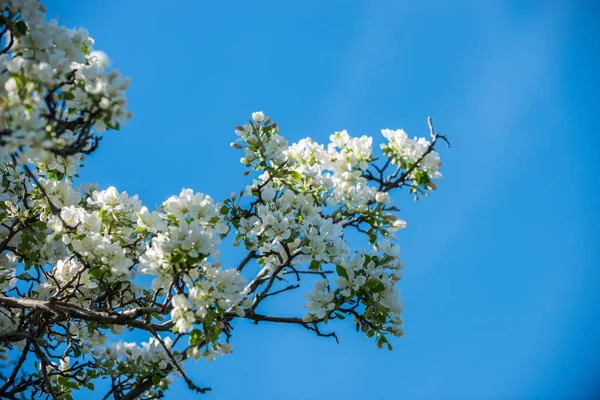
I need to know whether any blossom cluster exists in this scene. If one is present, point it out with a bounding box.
[229,111,442,347]
[381,128,442,183]
[0,0,132,166]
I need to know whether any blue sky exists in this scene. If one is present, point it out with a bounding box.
[45,0,599,398]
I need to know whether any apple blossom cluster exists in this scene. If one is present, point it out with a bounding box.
[228,111,444,347]
[22,184,144,292]
[234,111,288,168]
[136,189,248,361]
[286,130,378,211]
[380,128,443,199]
[139,188,228,278]
[103,337,175,377]
[236,184,348,268]
[0,1,448,398]
[381,128,442,179]
[0,0,132,166]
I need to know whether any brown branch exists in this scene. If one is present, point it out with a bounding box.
[0,296,172,333]
[0,331,32,343]
[262,284,299,299]
[244,311,338,343]
[236,250,257,272]
[119,377,153,400]
[0,339,30,394]
[149,330,210,395]
[32,342,59,400]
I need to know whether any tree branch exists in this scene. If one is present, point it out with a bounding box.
[0,296,172,334]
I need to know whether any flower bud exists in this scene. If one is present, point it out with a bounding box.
[392,219,407,230]
[252,111,265,123]
[393,328,404,338]
[68,325,79,337]
[289,238,301,251]
[234,305,245,317]
[425,181,437,190]
[220,343,232,354]
[111,325,124,334]
[375,192,390,204]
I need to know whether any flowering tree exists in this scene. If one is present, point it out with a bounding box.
[0,1,450,399]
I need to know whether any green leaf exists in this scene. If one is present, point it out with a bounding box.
[415,169,431,185]
[89,269,102,280]
[367,279,385,293]
[334,312,345,320]
[58,376,69,386]
[366,330,375,338]
[219,205,228,215]
[189,329,203,345]
[14,20,28,36]
[373,282,386,293]
[309,260,321,271]
[152,375,162,386]
[46,170,65,180]
[106,122,120,131]
[170,251,184,264]
[59,91,75,101]
[335,265,348,280]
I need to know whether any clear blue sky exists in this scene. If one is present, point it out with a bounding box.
[45,0,599,398]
